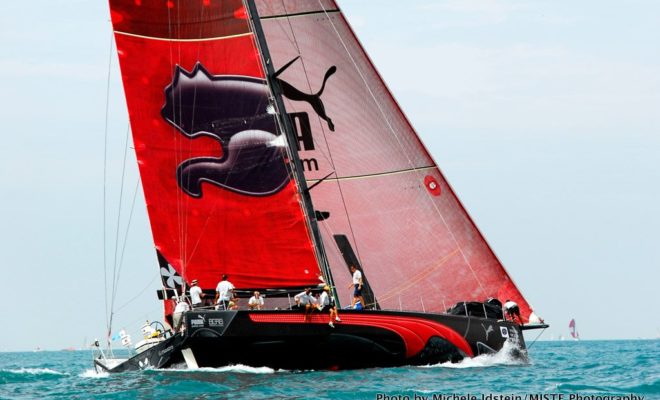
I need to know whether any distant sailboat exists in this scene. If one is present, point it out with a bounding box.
[569,319,580,340]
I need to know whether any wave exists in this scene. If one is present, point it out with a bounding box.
[0,368,68,384]
[620,382,660,395]
[557,381,660,395]
[420,341,527,369]
[2,368,67,375]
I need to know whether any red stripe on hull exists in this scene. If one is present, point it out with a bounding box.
[248,313,474,358]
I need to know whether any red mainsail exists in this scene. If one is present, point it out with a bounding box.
[108,0,323,295]
[256,0,532,321]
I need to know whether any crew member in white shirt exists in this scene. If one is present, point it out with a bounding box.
[173,296,191,332]
[294,288,316,321]
[248,291,264,310]
[503,299,523,325]
[318,285,341,327]
[189,279,204,309]
[214,274,234,310]
[346,265,365,309]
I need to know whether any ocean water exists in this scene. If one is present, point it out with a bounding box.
[0,340,657,399]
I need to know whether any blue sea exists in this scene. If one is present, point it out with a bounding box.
[1,340,657,399]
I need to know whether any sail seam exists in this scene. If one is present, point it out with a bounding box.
[113,30,253,42]
[260,10,340,21]
[306,166,438,183]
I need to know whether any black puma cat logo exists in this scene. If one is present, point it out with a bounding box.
[274,57,336,132]
[161,63,290,198]
[160,60,338,198]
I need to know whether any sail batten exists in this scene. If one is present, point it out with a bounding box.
[261,10,340,21]
[306,166,439,184]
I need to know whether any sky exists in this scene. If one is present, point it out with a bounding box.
[0,0,658,351]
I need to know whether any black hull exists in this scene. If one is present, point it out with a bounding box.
[95,310,526,372]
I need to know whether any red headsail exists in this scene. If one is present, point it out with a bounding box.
[108,0,322,295]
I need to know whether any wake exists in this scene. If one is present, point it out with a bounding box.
[79,369,108,378]
[421,341,528,369]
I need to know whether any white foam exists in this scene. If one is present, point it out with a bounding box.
[79,369,109,378]
[211,365,277,374]
[421,341,527,369]
[165,364,279,374]
[4,368,67,376]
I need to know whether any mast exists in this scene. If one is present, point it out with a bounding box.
[243,0,337,300]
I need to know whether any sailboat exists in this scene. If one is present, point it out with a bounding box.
[94,0,547,373]
[569,319,580,341]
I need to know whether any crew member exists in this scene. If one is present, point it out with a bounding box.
[347,265,365,309]
[214,274,234,310]
[190,279,204,309]
[248,291,264,310]
[294,288,316,321]
[173,296,191,332]
[318,285,341,327]
[503,299,523,325]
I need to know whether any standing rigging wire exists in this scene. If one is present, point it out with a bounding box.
[107,123,132,339]
[115,272,159,314]
[110,175,142,313]
[99,2,190,344]
[102,30,148,349]
[102,25,153,347]
[102,29,115,349]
